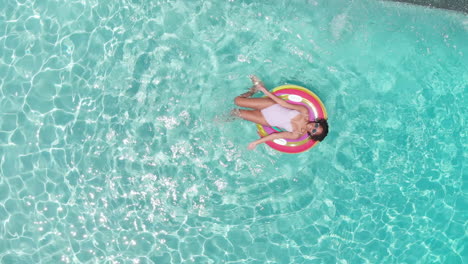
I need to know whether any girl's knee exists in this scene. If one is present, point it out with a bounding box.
[234,96,243,106]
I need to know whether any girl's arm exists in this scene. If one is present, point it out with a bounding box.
[248,132,300,150]
[257,86,308,115]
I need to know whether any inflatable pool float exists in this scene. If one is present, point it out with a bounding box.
[256,84,327,153]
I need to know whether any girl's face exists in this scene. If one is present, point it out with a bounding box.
[307,122,323,136]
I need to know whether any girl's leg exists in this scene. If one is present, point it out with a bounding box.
[238,85,258,98]
[234,109,269,126]
[234,97,276,110]
[231,75,272,124]
[237,75,266,98]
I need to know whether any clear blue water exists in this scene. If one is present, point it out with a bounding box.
[0,0,467,263]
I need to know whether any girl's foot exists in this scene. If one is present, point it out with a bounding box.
[214,110,239,122]
[230,109,241,117]
[238,85,257,98]
[249,75,265,90]
[238,75,264,98]
[238,75,265,98]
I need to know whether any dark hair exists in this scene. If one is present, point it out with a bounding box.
[307,119,329,141]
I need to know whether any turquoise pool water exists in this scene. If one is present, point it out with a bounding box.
[1,0,467,263]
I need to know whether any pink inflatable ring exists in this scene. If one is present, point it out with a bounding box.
[256,85,328,153]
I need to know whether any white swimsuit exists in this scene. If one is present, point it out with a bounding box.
[261,104,300,132]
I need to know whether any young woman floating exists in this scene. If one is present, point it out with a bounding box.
[233,76,328,150]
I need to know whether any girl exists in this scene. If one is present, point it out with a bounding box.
[233,76,328,150]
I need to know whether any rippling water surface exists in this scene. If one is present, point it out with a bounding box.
[0,0,466,263]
